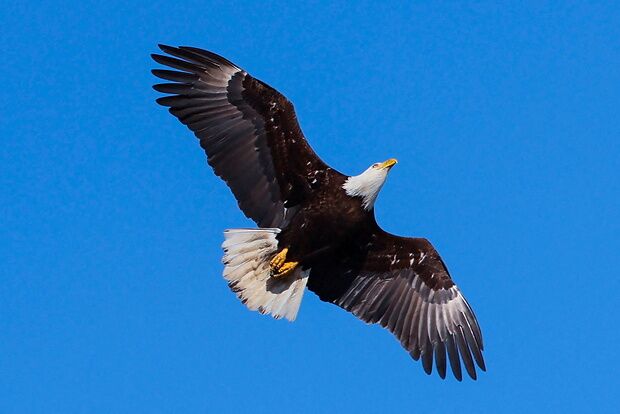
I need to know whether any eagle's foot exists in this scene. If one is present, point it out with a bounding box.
[271,261,299,278]
[270,248,298,278]
[270,248,289,270]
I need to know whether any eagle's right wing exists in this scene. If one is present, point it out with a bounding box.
[152,45,341,227]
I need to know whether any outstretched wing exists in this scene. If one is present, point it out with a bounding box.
[151,45,338,227]
[307,230,485,380]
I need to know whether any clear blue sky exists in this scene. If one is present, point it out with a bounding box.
[2,1,619,413]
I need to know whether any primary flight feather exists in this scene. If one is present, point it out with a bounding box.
[151,44,485,380]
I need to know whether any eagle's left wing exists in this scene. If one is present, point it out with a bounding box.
[307,231,485,380]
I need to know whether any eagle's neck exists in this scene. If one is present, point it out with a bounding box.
[342,171,387,211]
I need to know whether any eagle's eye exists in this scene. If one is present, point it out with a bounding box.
[372,163,380,169]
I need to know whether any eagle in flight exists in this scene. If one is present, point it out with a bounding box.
[151,45,486,381]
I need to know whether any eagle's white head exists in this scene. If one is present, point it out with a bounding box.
[343,158,398,210]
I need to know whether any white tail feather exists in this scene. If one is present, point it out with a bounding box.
[221,228,308,321]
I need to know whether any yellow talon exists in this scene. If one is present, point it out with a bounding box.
[272,261,299,278]
[270,247,298,278]
[270,248,289,270]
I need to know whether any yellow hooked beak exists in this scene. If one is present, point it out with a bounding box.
[378,158,398,170]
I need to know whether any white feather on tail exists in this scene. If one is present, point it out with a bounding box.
[221,228,308,321]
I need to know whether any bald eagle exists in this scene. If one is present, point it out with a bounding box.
[151,45,485,381]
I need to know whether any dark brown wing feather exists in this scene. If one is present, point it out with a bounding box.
[152,45,337,227]
[307,230,485,381]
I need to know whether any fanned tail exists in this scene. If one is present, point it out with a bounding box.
[221,228,308,321]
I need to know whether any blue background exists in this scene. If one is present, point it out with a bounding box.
[2,1,619,413]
